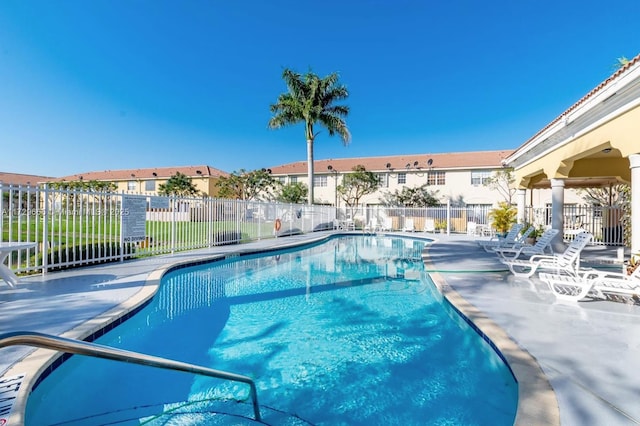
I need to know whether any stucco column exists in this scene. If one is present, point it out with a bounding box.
[630,154,640,258]
[550,178,565,251]
[516,189,527,224]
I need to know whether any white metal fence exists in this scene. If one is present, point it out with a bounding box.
[0,184,336,276]
[1,183,627,277]
[341,204,626,246]
[523,205,626,246]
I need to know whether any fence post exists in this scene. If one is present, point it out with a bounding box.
[446,199,451,235]
[208,198,213,247]
[171,198,176,254]
[41,184,50,275]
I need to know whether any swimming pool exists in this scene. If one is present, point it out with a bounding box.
[26,235,518,425]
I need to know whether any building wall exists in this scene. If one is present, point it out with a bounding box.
[279,167,583,208]
[107,177,220,197]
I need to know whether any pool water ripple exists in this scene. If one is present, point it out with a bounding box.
[26,235,517,425]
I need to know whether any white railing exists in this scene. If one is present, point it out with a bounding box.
[0,184,336,275]
[0,331,262,421]
[523,205,625,246]
[342,204,626,246]
[1,183,627,276]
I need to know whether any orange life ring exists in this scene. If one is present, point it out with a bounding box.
[274,218,282,231]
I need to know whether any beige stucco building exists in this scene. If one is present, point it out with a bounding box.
[0,172,54,186]
[505,53,640,254]
[268,150,583,209]
[53,165,228,197]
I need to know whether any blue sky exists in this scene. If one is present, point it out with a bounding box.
[1,1,639,177]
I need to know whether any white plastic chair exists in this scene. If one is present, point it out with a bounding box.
[402,218,415,232]
[501,231,593,278]
[423,219,435,233]
[540,262,640,302]
[494,228,559,260]
[477,223,525,252]
[467,221,477,236]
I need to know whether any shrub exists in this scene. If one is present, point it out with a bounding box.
[488,202,517,234]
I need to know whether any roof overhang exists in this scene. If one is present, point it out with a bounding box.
[505,56,640,189]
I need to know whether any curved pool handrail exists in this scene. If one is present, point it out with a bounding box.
[0,331,261,422]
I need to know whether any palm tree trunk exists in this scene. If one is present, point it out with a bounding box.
[307,138,314,205]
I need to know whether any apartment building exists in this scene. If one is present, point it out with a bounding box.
[53,165,228,197]
[268,150,583,209]
[0,172,54,186]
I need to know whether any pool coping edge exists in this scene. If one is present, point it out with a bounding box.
[422,241,561,426]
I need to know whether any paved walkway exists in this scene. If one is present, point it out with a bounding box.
[1,232,639,425]
[426,234,640,426]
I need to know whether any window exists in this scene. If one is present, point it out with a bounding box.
[377,173,389,187]
[397,173,406,184]
[427,171,445,185]
[278,176,286,184]
[127,181,137,191]
[314,175,327,187]
[145,180,156,191]
[290,176,298,184]
[471,171,491,186]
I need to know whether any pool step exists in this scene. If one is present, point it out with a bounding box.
[55,400,311,425]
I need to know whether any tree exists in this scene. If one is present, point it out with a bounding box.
[277,182,308,204]
[158,172,199,197]
[215,173,244,199]
[49,180,116,192]
[379,184,440,207]
[268,68,350,205]
[337,165,380,218]
[484,168,516,204]
[48,180,117,210]
[612,56,630,71]
[578,184,628,207]
[216,169,280,201]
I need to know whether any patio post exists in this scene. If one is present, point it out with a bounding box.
[630,154,640,258]
[516,189,526,224]
[550,178,565,251]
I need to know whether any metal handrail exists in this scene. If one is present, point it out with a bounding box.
[0,331,261,421]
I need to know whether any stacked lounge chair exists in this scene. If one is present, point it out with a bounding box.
[540,259,640,301]
[493,228,559,260]
[477,223,527,252]
[500,231,593,278]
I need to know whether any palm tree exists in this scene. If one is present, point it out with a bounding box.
[612,56,630,71]
[269,68,351,205]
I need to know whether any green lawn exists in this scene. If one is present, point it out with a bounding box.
[3,216,270,251]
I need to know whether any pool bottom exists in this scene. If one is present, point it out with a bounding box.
[25,236,518,426]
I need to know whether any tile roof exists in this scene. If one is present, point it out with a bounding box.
[53,165,229,182]
[267,150,514,174]
[0,172,54,186]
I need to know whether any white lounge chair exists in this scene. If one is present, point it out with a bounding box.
[363,218,380,233]
[493,228,559,260]
[423,219,435,233]
[402,218,415,232]
[500,231,593,278]
[477,223,525,252]
[540,263,640,302]
[467,221,477,236]
[380,217,393,231]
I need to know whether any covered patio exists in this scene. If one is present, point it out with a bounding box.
[506,54,640,257]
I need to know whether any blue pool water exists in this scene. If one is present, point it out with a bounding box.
[27,235,517,425]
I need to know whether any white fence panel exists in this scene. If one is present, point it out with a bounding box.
[1,184,336,277]
[2,181,627,280]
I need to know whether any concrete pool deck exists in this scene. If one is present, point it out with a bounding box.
[1,232,639,425]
